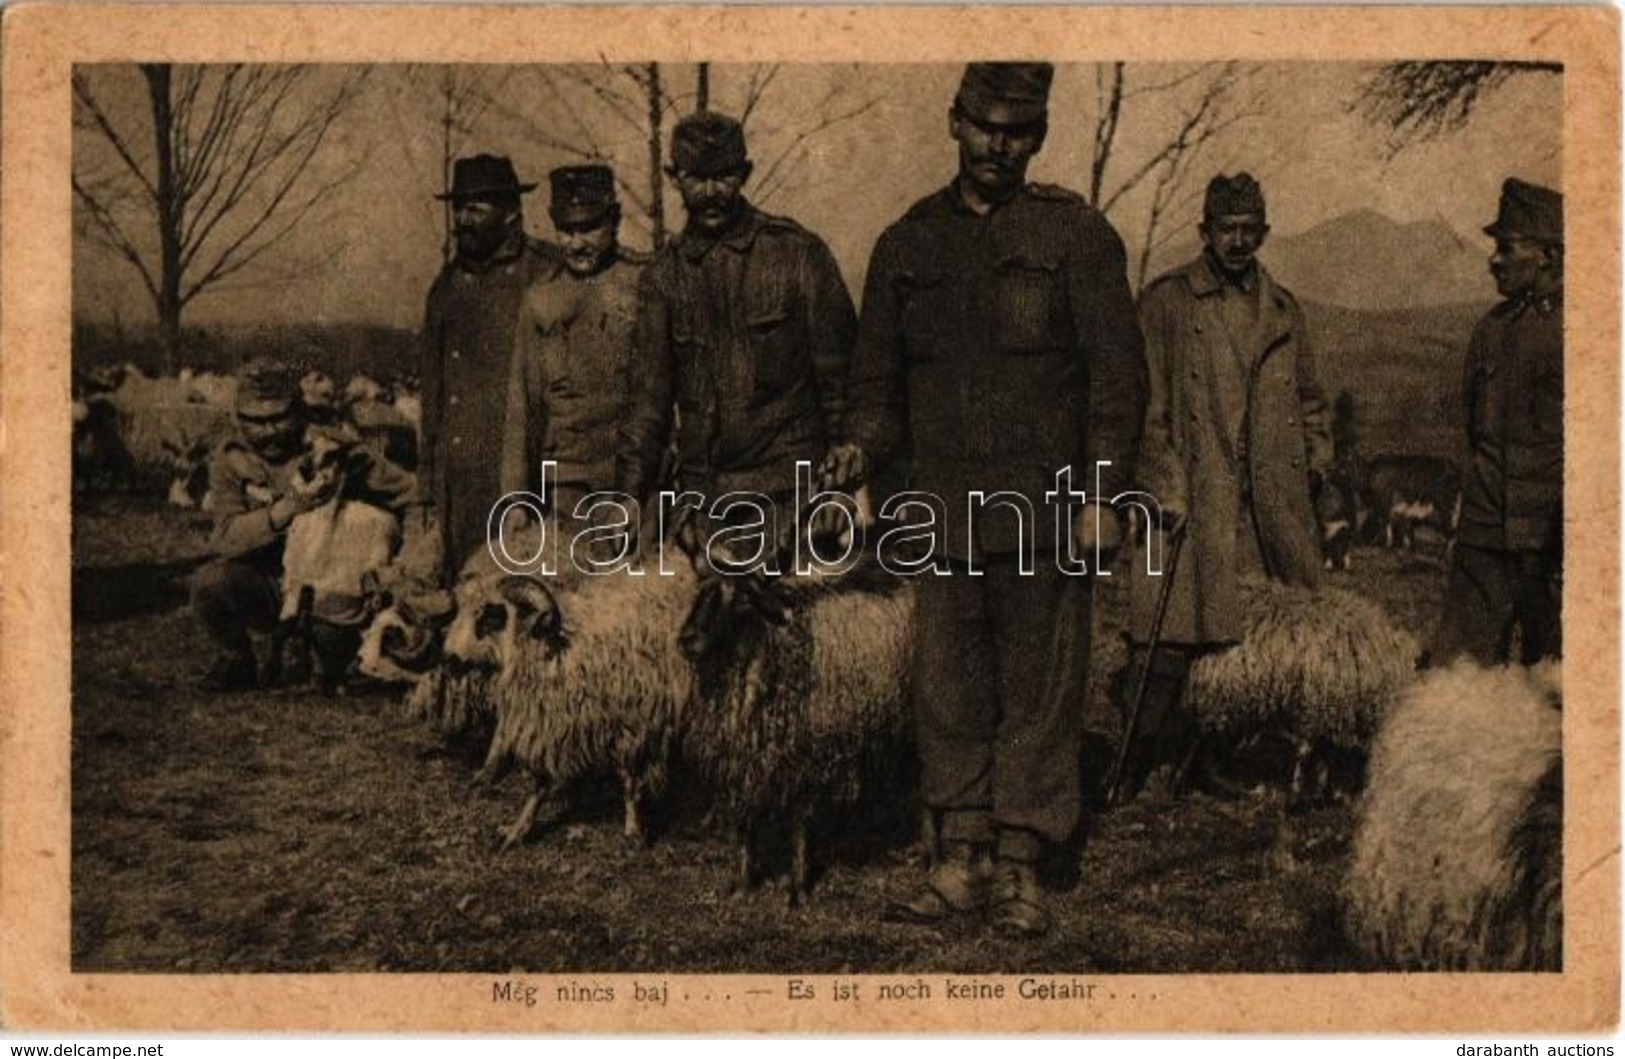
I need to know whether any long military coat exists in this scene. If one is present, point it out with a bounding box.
[421,231,559,581]
[1132,255,1331,645]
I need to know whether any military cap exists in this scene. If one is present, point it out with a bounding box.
[235,357,300,418]
[1204,172,1267,221]
[669,111,749,178]
[434,154,537,203]
[1484,177,1563,245]
[549,164,618,226]
[955,62,1054,126]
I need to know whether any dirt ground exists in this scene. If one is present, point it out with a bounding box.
[70,493,1451,974]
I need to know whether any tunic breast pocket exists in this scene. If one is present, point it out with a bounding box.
[994,254,1071,354]
[747,304,806,403]
[1529,367,1564,440]
[672,326,712,410]
[896,270,946,365]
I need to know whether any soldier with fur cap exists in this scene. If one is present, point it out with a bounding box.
[1123,171,1332,797]
[618,110,858,531]
[845,63,1147,937]
[1430,177,1564,665]
[189,357,418,692]
[503,164,651,536]
[421,154,562,582]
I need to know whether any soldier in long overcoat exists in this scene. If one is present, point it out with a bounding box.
[1127,173,1332,792]
[421,154,560,581]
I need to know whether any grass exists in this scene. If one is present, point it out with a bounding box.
[69,493,1455,974]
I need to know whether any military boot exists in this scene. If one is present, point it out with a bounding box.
[199,650,257,694]
[886,841,991,924]
[990,856,1051,938]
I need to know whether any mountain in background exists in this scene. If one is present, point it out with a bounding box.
[1263,209,1493,311]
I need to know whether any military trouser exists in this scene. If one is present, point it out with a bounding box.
[912,556,1092,859]
[1431,542,1562,667]
[190,556,281,659]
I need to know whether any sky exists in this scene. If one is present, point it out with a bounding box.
[71,62,1563,332]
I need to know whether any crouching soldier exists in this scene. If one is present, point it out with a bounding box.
[189,357,419,692]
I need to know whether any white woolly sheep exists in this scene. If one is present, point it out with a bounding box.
[677,560,914,906]
[1182,577,1420,796]
[105,373,233,485]
[1343,659,1561,971]
[446,557,695,852]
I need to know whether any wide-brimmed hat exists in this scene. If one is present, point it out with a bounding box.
[434,154,538,203]
[955,62,1054,126]
[235,357,299,418]
[669,112,749,178]
[549,164,618,226]
[1483,177,1563,245]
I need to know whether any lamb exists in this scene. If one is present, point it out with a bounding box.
[265,430,402,692]
[1179,577,1420,797]
[1342,659,1561,971]
[444,555,694,853]
[677,558,914,906]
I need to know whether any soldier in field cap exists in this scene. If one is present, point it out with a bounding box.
[503,163,651,546]
[189,357,417,692]
[845,62,1147,936]
[420,154,561,582]
[619,111,857,534]
[1121,171,1332,801]
[1431,177,1564,666]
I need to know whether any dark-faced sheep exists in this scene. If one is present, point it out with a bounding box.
[447,559,693,852]
[678,560,914,906]
[1343,659,1561,970]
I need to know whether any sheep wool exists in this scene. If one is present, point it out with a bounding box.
[1343,659,1562,970]
[1186,578,1419,747]
[484,562,697,844]
[682,566,915,900]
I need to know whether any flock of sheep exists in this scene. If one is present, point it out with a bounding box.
[75,361,1564,970]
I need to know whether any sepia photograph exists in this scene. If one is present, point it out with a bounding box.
[2,2,1618,1035]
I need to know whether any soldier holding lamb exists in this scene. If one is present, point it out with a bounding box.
[188,357,420,693]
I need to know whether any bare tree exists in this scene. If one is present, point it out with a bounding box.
[72,64,367,373]
[1354,61,1563,154]
[720,64,880,207]
[1080,63,1259,287]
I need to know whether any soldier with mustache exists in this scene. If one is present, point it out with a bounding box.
[619,111,858,543]
[1431,178,1564,666]
[503,164,650,539]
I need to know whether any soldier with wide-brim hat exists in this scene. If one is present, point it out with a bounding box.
[420,154,561,583]
[1431,177,1564,666]
[434,153,539,203]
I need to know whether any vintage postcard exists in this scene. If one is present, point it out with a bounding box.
[0,2,1617,1035]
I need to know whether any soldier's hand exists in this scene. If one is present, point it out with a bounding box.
[1073,503,1125,566]
[818,442,870,493]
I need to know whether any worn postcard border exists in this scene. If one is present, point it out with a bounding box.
[1,2,1618,1035]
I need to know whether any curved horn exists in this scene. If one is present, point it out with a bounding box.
[497,575,565,646]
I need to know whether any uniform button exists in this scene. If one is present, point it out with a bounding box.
[450,395,460,406]
[451,349,462,361]
[453,435,463,445]
[1287,417,1296,425]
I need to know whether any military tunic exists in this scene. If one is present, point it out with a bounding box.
[1433,290,1564,664]
[421,231,560,581]
[502,249,648,507]
[844,181,1147,850]
[620,206,856,507]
